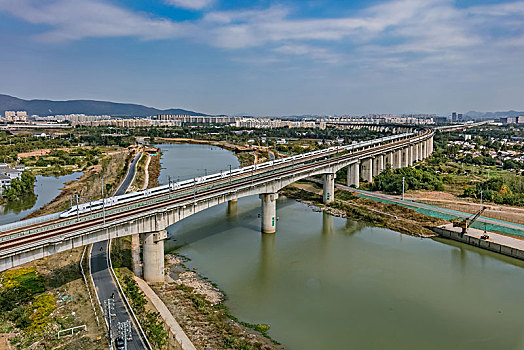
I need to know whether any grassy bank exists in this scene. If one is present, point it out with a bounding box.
[155,253,282,350]
[111,237,178,350]
[281,183,446,237]
[147,153,161,188]
[24,149,133,219]
[0,248,106,349]
[110,236,281,350]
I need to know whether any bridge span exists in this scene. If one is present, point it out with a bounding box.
[0,129,434,281]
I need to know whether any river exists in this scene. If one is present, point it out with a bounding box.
[158,143,524,350]
[0,172,82,226]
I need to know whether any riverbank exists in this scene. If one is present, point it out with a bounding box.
[111,236,280,350]
[24,149,133,219]
[155,138,263,167]
[153,253,282,350]
[154,137,251,153]
[281,181,446,237]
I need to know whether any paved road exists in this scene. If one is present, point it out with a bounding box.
[115,153,142,196]
[91,152,147,350]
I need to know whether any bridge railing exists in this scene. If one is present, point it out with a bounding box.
[0,130,428,237]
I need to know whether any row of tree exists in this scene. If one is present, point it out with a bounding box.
[2,172,36,201]
[372,165,444,194]
[463,175,524,206]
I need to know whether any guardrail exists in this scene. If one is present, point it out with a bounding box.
[107,239,152,350]
[0,131,428,242]
[57,325,87,339]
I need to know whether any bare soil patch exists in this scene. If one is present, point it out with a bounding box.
[2,248,106,349]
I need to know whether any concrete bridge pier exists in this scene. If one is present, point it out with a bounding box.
[375,154,384,175]
[402,147,409,167]
[408,145,414,166]
[323,173,336,203]
[394,150,402,169]
[131,233,142,278]
[143,229,167,283]
[260,193,278,233]
[347,162,359,188]
[386,152,394,169]
[361,158,373,183]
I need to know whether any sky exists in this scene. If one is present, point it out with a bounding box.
[0,0,523,116]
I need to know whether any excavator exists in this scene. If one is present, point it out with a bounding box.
[452,206,487,237]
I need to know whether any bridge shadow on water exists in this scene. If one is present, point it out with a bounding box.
[164,197,261,251]
[164,196,307,251]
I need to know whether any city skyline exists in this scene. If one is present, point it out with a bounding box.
[0,0,523,116]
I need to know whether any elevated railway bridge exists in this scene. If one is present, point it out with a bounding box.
[0,129,434,282]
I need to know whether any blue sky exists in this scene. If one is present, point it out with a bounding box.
[0,0,523,116]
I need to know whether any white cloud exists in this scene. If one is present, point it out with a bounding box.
[274,44,342,64]
[0,0,192,42]
[0,0,523,69]
[165,0,213,10]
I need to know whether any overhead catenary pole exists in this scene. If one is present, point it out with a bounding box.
[75,193,80,221]
[101,177,106,225]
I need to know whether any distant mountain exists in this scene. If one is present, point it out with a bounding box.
[0,94,205,117]
[465,110,524,120]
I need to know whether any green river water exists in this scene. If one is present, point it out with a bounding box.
[158,143,524,350]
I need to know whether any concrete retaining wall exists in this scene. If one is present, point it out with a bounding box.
[432,226,524,261]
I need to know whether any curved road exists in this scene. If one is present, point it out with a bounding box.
[91,152,147,350]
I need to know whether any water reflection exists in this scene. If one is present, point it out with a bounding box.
[0,173,82,226]
[253,233,276,293]
[159,143,524,350]
[0,193,37,215]
[321,211,334,237]
[226,199,238,217]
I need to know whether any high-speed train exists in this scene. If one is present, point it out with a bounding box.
[59,133,415,218]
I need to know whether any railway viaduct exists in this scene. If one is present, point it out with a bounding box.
[0,129,434,282]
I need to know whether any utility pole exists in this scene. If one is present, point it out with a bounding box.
[229,164,232,184]
[480,190,483,207]
[101,177,106,225]
[75,193,80,221]
[402,176,405,201]
[117,320,132,349]
[103,298,115,346]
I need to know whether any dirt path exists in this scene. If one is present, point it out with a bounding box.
[134,276,193,350]
[141,155,150,190]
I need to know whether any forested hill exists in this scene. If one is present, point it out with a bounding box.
[0,94,205,117]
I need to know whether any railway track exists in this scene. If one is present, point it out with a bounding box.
[0,129,432,254]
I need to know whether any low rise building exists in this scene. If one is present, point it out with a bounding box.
[0,166,22,180]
